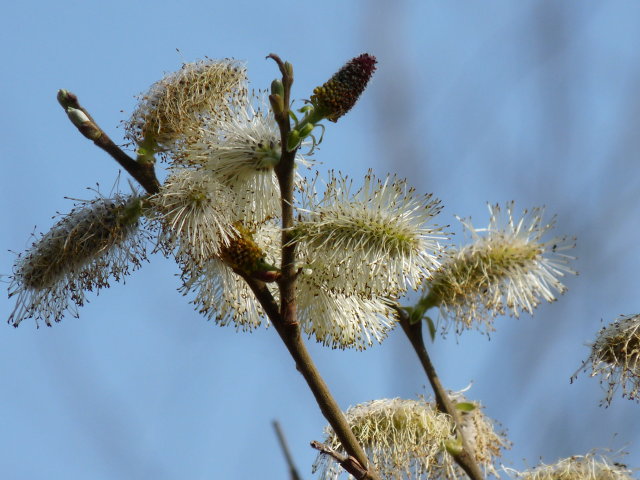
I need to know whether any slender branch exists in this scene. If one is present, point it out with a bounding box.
[394,305,485,480]
[57,90,161,194]
[311,440,370,480]
[267,53,298,326]
[273,420,303,480]
[252,55,380,480]
[274,321,374,475]
[243,277,379,480]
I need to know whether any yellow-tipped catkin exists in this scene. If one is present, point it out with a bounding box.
[8,195,147,327]
[126,59,247,154]
[295,171,446,298]
[575,314,640,405]
[313,397,508,480]
[171,93,292,224]
[426,202,575,333]
[505,452,634,480]
[149,168,236,266]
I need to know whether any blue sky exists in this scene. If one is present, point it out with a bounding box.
[2,1,640,479]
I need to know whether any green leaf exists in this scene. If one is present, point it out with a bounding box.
[408,306,423,324]
[425,316,437,341]
[455,402,476,412]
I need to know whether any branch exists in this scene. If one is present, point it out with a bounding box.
[393,305,485,480]
[311,440,376,480]
[243,55,380,480]
[273,420,303,480]
[57,90,161,194]
[243,277,380,480]
[266,53,297,327]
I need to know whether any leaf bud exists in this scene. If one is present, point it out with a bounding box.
[270,79,284,97]
[66,107,101,140]
[269,93,284,115]
[66,107,91,126]
[287,129,301,151]
[299,122,315,138]
[284,61,294,79]
[57,89,78,109]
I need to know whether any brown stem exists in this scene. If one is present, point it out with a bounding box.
[255,55,380,480]
[273,420,303,480]
[243,277,378,480]
[311,440,374,480]
[57,90,161,194]
[395,306,485,480]
[267,53,297,327]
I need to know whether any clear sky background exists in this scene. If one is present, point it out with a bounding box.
[2,1,640,479]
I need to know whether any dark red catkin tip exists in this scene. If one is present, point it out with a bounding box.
[311,53,377,122]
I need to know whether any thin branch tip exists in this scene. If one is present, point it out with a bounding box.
[311,441,371,480]
[57,91,160,194]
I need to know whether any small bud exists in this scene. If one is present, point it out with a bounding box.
[270,79,284,97]
[284,61,294,78]
[444,437,464,456]
[120,196,145,226]
[135,137,158,165]
[66,107,101,140]
[66,107,90,126]
[310,53,377,122]
[269,93,284,115]
[298,122,314,138]
[455,402,477,412]
[57,89,78,109]
[287,129,301,151]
